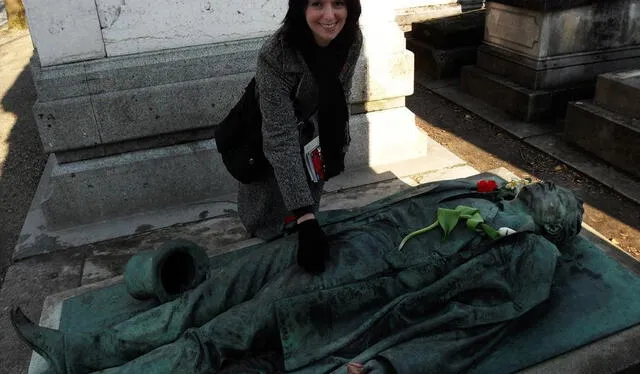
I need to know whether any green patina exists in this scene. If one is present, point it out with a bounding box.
[11,174,640,374]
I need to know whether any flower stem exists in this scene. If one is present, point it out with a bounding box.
[399,220,439,250]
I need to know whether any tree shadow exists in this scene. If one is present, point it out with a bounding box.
[0,32,47,285]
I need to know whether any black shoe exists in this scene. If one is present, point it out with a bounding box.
[10,307,66,373]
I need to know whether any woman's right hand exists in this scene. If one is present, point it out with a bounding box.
[296,218,330,274]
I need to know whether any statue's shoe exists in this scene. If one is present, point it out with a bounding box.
[10,307,67,373]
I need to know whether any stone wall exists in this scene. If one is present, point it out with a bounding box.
[17,0,434,236]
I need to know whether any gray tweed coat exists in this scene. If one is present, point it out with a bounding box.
[238,28,363,239]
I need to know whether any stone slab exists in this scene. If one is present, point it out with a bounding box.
[32,95,101,154]
[485,1,640,59]
[96,0,284,57]
[23,0,105,66]
[395,0,485,31]
[425,78,555,139]
[461,65,597,122]
[411,9,486,49]
[40,140,238,230]
[16,107,434,250]
[32,45,413,152]
[407,36,478,79]
[594,70,640,120]
[96,0,407,58]
[31,37,265,102]
[326,137,470,194]
[353,49,415,104]
[461,65,553,122]
[476,43,640,90]
[29,54,91,101]
[344,108,428,168]
[525,132,640,206]
[490,0,612,12]
[564,101,640,179]
[93,72,251,144]
[80,217,255,286]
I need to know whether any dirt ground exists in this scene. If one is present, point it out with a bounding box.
[407,83,640,261]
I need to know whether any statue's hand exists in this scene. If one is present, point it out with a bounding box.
[297,219,330,274]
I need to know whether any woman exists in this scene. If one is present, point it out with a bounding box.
[238,0,363,274]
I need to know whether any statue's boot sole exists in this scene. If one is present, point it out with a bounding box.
[10,307,67,373]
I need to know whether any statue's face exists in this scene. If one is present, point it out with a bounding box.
[517,181,582,242]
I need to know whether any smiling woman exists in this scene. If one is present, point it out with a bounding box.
[305,0,348,46]
[234,0,363,274]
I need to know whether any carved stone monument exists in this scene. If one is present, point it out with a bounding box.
[16,0,434,258]
[461,0,640,122]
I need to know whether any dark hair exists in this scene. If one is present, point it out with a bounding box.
[280,0,362,50]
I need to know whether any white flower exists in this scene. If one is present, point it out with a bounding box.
[497,227,517,237]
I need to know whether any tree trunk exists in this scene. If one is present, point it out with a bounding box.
[5,0,28,30]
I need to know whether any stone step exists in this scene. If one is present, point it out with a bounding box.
[407,36,478,79]
[594,70,640,120]
[411,9,486,50]
[461,65,595,122]
[564,100,640,179]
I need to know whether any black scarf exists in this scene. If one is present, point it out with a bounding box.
[300,33,353,181]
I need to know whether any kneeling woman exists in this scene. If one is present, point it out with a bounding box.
[238,0,363,274]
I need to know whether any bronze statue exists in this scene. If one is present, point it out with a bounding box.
[11,179,584,374]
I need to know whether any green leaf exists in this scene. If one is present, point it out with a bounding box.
[398,220,439,250]
[437,208,461,240]
[466,212,484,231]
[455,205,479,219]
[480,223,501,240]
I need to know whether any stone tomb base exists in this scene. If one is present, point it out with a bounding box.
[407,9,485,80]
[461,64,595,122]
[461,0,640,121]
[14,107,452,259]
[565,70,640,179]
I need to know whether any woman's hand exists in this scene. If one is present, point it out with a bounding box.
[296,218,330,274]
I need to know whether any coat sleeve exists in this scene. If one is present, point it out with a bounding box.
[255,49,316,212]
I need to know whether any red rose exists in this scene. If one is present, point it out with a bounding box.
[477,179,498,193]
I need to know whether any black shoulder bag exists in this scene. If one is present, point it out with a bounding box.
[214,78,270,184]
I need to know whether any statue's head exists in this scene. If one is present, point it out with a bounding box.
[516,181,584,245]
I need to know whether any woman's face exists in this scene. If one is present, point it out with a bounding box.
[305,0,348,47]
